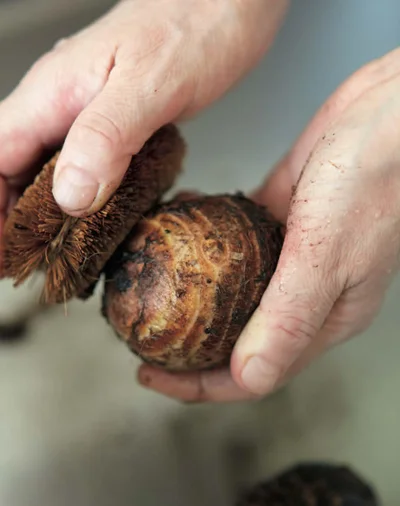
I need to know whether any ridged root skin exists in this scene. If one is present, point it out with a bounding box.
[102,193,284,372]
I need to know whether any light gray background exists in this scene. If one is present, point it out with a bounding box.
[0,1,399,505]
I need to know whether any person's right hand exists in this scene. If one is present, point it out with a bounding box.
[0,0,289,270]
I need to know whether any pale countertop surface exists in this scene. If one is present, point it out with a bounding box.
[0,1,399,505]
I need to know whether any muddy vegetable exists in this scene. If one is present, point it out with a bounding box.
[236,462,379,506]
[102,193,283,372]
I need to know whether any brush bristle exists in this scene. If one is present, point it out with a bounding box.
[3,124,185,304]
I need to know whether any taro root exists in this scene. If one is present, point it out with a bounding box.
[236,463,379,506]
[3,124,185,304]
[102,193,283,372]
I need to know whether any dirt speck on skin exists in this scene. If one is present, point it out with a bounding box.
[328,160,341,170]
[291,199,309,206]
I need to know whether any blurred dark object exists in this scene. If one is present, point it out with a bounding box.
[0,282,50,344]
[0,320,28,342]
[236,462,379,506]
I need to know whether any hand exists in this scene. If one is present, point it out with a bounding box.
[0,0,288,258]
[138,46,400,402]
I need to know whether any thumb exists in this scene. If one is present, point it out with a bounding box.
[52,70,186,216]
[231,223,342,396]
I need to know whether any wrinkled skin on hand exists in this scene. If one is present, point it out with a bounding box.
[139,47,400,402]
[0,0,287,226]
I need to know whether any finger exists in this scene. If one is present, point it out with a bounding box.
[276,310,355,388]
[0,44,111,181]
[0,57,79,177]
[232,175,350,396]
[279,327,333,388]
[52,63,189,216]
[262,290,365,390]
[0,91,57,179]
[253,46,400,222]
[0,96,36,174]
[231,259,339,396]
[282,272,390,384]
[137,364,259,403]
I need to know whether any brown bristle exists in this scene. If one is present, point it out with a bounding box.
[3,124,185,304]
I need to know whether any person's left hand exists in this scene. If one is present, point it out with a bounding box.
[138,47,400,402]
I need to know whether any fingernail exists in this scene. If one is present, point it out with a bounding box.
[241,356,277,395]
[53,165,98,212]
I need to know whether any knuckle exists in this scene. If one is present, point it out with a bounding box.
[260,290,320,349]
[21,51,58,85]
[30,51,55,73]
[142,21,171,52]
[51,36,71,52]
[272,312,317,350]
[308,245,344,296]
[75,110,123,152]
[119,18,184,79]
[121,20,172,65]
